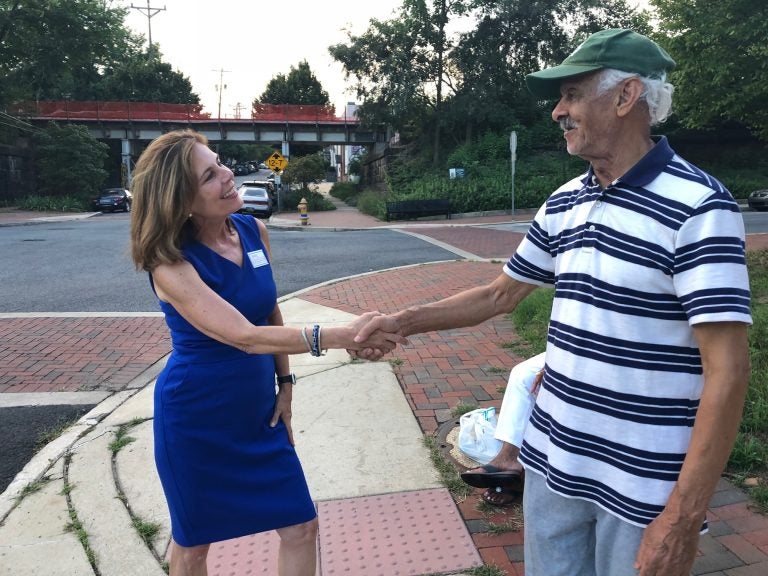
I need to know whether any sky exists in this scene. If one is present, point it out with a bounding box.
[120,0,405,118]
[120,0,651,119]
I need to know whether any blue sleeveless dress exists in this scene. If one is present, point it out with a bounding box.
[152,214,316,547]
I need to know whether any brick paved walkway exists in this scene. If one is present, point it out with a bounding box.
[0,316,170,393]
[304,257,768,576]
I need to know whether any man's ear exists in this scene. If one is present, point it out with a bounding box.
[616,77,644,117]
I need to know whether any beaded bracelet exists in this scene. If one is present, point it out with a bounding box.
[311,324,321,357]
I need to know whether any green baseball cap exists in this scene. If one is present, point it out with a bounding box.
[526,29,676,100]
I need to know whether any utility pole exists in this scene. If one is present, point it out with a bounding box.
[213,68,231,119]
[232,102,245,119]
[130,1,166,51]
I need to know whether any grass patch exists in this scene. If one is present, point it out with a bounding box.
[423,435,473,500]
[486,366,507,374]
[132,517,161,547]
[65,508,96,566]
[467,565,506,576]
[15,194,91,212]
[388,357,404,367]
[451,402,479,417]
[108,420,143,453]
[16,475,52,500]
[35,415,82,451]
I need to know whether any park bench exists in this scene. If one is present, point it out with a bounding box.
[385,199,451,222]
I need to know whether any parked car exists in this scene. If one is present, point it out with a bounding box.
[93,188,132,212]
[239,179,276,202]
[748,189,768,212]
[237,185,273,218]
[233,164,248,176]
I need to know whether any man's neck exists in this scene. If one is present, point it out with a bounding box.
[591,134,655,188]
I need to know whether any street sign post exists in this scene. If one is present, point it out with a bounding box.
[266,151,288,173]
[509,131,517,215]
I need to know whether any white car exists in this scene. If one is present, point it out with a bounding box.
[237,185,273,218]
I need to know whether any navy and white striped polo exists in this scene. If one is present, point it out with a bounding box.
[507,137,752,527]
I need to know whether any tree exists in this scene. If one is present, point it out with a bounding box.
[33,123,109,198]
[329,0,468,165]
[0,0,199,107]
[280,154,326,190]
[447,0,649,141]
[651,0,768,141]
[0,0,134,104]
[255,61,331,106]
[97,48,200,104]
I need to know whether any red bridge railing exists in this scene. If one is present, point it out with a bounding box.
[13,101,358,124]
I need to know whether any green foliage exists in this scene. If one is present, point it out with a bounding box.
[0,0,198,106]
[651,0,768,141]
[329,181,361,205]
[256,61,330,106]
[355,190,388,218]
[96,48,200,104]
[281,188,335,212]
[15,195,90,212]
[281,154,327,189]
[32,123,108,198]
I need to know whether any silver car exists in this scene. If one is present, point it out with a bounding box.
[237,185,273,218]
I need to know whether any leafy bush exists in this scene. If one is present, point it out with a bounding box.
[330,181,361,205]
[32,123,109,199]
[280,188,335,212]
[16,195,90,212]
[356,190,387,219]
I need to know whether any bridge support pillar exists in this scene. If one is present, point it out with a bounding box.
[121,139,133,188]
[281,140,289,159]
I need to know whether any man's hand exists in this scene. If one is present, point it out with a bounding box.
[634,510,700,575]
[345,312,408,360]
[354,313,404,345]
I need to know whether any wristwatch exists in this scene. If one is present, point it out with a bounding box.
[276,373,296,385]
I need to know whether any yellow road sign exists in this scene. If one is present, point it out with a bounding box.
[265,151,288,173]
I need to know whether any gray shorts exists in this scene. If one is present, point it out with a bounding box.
[523,471,644,576]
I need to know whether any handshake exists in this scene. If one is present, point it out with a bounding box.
[344,311,406,361]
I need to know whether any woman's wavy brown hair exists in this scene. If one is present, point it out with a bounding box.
[130,130,208,271]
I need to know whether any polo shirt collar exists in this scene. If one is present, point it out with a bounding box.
[585,136,675,189]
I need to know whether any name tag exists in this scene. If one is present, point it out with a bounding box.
[247,249,269,268]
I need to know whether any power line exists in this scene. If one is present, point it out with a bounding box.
[130,1,166,51]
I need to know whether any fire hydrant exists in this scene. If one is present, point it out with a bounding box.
[298,197,309,226]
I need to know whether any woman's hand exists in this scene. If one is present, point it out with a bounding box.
[270,384,295,446]
[346,312,408,359]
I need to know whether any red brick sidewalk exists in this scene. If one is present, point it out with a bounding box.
[0,316,170,393]
[303,258,768,576]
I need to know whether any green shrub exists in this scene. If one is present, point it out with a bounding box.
[356,190,387,219]
[330,181,361,204]
[280,188,335,212]
[16,195,90,212]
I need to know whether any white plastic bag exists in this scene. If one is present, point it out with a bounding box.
[458,407,502,464]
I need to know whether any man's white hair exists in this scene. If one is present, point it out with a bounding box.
[595,68,674,125]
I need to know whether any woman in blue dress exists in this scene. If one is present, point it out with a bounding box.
[129,130,404,576]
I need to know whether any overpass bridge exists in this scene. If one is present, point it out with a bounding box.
[15,100,385,185]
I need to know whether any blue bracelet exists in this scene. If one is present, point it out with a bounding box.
[311,324,321,357]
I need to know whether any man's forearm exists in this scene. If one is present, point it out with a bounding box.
[394,275,536,337]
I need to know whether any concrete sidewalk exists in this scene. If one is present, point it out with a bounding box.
[2,199,768,575]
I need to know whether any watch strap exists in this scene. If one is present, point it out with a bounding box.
[276,373,296,385]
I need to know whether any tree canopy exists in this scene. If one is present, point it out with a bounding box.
[651,0,768,141]
[255,61,331,107]
[329,0,650,163]
[0,0,199,107]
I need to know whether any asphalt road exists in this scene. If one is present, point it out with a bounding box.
[0,216,456,312]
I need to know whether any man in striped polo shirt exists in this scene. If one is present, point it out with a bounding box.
[356,29,752,575]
